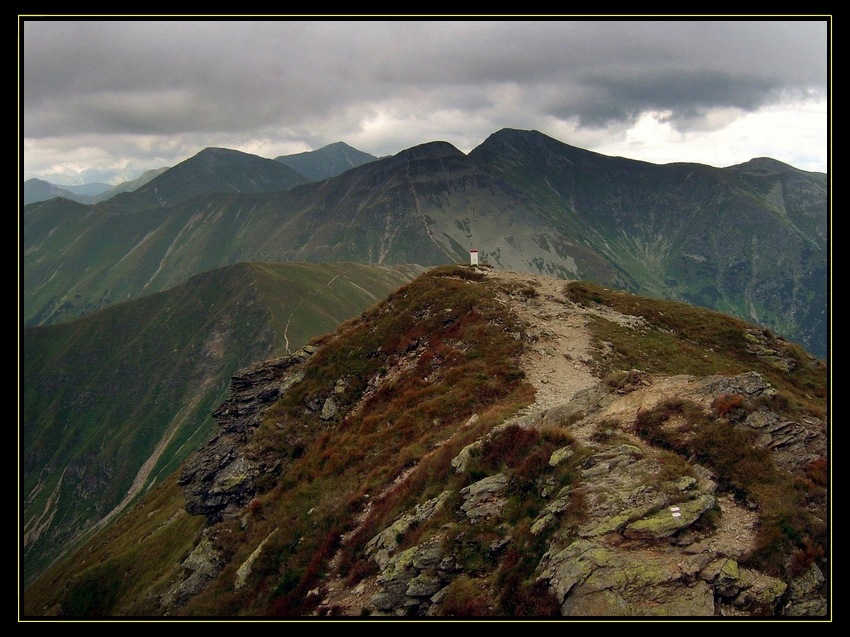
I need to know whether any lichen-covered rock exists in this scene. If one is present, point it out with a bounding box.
[365,491,451,569]
[549,446,574,466]
[580,444,644,478]
[783,563,827,616]
[320,396,338,420]
[623,494,715,539]
[450,440,482,473]
[371,534,451,614]
[540,540,716,616]
[162,530,224,608]
[732,568,787,613]
[538,539,611,602]
[234,529,278,589]
[701,557,742,597]
[459,473,509,522]
[406,572,442,597]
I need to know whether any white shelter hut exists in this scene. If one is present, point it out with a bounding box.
[470,249,479,266]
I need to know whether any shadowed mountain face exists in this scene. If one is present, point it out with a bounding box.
[275,141,378,182]
[22,261,422,584]
[23,267,828,618]
[23,129,828,358]
[469,129,828,358]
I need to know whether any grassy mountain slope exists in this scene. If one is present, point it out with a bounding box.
[23,266,828,618]
[22,261,422,585]
[104,147,308,212]
[24,141,617,328]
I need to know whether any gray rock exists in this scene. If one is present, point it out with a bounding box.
[235,530,278,589]
[460,473,509,522]
[365,491,451,568]
[549,446,574,466]
[321,396,338,420]
[732,568,787,613]
[783,563,828,616]
[541,539,716,617]
[406,572,443,597]
[450,440,482,473]
[623,494,716,539]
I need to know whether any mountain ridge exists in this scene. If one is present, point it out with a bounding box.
[24,129,827,357]
[24,128,827,359]
[22,265,828,618]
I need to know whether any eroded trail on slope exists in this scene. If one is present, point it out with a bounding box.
[484,270,599,417]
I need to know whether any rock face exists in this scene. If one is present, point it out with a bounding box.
[178,346,317,523]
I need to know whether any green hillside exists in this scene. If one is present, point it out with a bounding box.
[22,261,421,584]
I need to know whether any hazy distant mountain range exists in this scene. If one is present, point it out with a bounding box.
[23,140,377,205]
[24,169,169,206]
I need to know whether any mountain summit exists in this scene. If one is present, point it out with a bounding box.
[24,266,828,618]
[108,146,309,211]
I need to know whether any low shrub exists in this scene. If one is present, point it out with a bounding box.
[441,575,493,616]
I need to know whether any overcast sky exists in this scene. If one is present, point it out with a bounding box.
[21,18,829,185]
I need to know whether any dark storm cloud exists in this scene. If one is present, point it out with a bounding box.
[23,19,827,138]
[567,71,782,127]
[21,18,828,180]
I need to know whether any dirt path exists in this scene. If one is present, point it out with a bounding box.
[484,270,598,416]
[485,269,758,559]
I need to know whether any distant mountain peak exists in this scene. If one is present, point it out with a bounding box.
[728,156,799,174]
[393,140,465,161]
[275,142,378,182]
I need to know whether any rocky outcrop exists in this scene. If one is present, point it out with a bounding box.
[365,491,453,570]
[459,474,509,523]
[370,534,458,615]
[178,346,316,523]
[162,529,224,608]
[701,371,827,473]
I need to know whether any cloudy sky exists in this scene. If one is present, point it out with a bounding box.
[21,18,829,185]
